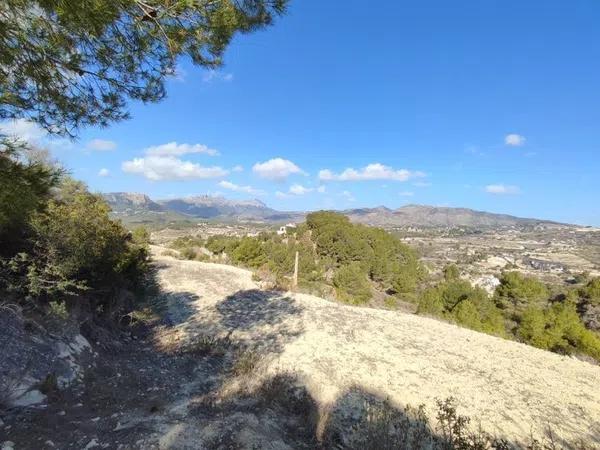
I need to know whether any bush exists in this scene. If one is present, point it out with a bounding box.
[443,264,460,281]
[0,170,150,320]
[180,247,197,260]
[231,237,267,268]
[169,235,203,250]
[333,263,372,305]
[517,302,600,360]
[581,278,600,305]
[417,287,444,316]
[417,280,505,337]
[205,235,239,255]
[494,271,549,312]
[0,141,62,257]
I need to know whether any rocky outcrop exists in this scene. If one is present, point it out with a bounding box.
[0,310,93,408]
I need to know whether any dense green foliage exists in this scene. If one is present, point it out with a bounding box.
[0,144,150,319]
[416,268,600,360]
[1,0,287,135]
[333,262,372,305]
[581,278,600,305]
[306,211,425,297]
[517,302,600,359]
[0,143,62,256]
[417,280,505,336]
[494,271,549,313]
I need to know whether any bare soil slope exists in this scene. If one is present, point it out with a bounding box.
[152,247,600,446]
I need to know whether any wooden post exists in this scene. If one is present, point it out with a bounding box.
[292,250,299,290]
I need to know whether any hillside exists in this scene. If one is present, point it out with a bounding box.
[5,245,600,448]
[103,192,568,228]
[149,249,600,446]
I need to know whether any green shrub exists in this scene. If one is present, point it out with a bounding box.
[581,278,600,305]
[180,247,197,260]
[417,280,505,337]
[517,302,600,360]
[0,141,62,257]
[205,235,239,255]
[443,264,460,281]
[1,173,150,319]
[494,271,549,312]
[231,237,267,268]
[169,235,203,250]
[417,287,444,316]
[48,300,68,320]
[333,263,372,304]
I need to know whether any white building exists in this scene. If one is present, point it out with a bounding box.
[277,223,297,236]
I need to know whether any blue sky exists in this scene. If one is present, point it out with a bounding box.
[3,0,600,225]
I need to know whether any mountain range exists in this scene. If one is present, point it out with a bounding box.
[102,192,568,229]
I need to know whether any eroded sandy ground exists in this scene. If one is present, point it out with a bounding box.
[152,248,600,447]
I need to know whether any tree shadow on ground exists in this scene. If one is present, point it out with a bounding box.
[163,288,306,356]
[178,371,598,450]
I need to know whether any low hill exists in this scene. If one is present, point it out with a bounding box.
[102,193,568,228]
[345,204,565,228]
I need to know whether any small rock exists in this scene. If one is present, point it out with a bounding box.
[0,418,4,426]
[91,417,100,422]
[1,441,15,450]
[12,389,46,407]
[44,440,55,447]
[84,438,99,449]
[74,403,83,407]
[58,410,66,416]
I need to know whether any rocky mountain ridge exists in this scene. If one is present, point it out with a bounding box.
[103,192,570,228]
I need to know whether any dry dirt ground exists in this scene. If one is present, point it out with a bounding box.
[150,249,600,447]
[3,247,600,449]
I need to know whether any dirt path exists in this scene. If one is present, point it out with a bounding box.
[151,248,600,447]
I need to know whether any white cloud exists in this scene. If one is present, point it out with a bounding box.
[289,184,312,195]
[98,168,110,177]
[276,183,325,197]
[505,134,526,147]
[202,70,234,83]
[399,191,414,197]
[87,139,116,151]
[122,156,228,181]
[485,184,520,195]
[145,141,219,157]
[0,119,47,143]
[0,119,72,150]
[252,158,306,182]
[232,165,244,172]
[218,180,264,196]
[319,163,425,182]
